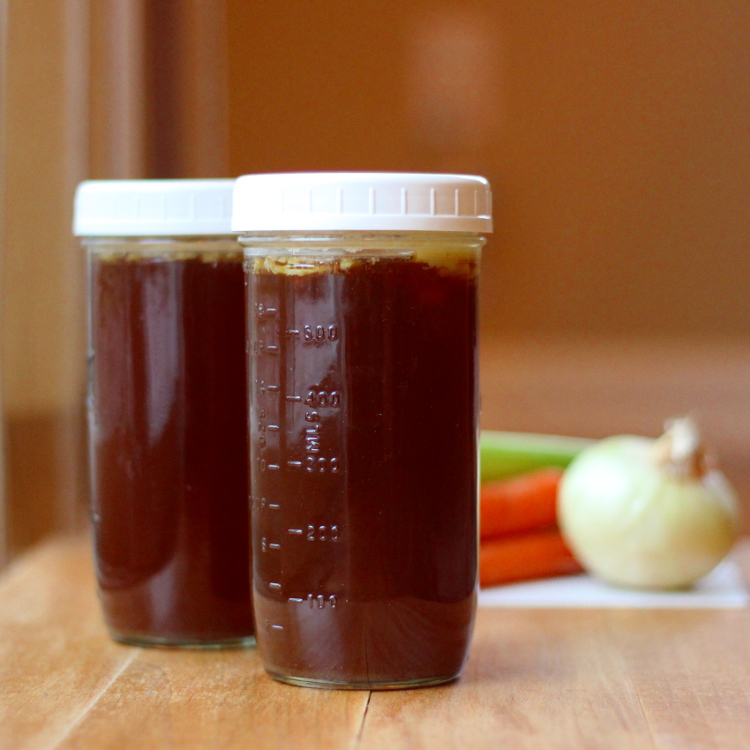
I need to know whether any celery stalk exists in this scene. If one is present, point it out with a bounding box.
[480,430,593,483]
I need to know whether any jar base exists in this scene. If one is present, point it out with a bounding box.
[266,670,459,691]
[110,632,256,650]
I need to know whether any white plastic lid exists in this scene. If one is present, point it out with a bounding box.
[231,172,492,233]
[74,179,235,237]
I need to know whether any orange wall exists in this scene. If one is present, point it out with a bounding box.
[227,0,750,337]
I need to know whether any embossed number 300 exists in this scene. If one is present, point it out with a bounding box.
[305,456,338,473]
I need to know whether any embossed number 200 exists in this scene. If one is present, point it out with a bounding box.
[307,525,340,541]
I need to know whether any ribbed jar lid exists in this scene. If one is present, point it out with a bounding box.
[74,179,235,237]
[231,172,492,233]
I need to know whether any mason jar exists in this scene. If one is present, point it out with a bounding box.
[75,179,254,647]
[233,172,492,687]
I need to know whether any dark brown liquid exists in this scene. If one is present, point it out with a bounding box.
[250,253,478,687]
[89,250,254,645]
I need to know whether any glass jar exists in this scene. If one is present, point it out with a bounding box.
[75,179,254,647]
[233,173,492,687]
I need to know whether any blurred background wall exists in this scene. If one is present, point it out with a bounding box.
[1,0,89,563]
[1,0,748,560]
[227,0,750,339]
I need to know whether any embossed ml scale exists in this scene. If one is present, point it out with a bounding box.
[233,173,493,689]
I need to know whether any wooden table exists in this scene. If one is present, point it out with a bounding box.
[2,536,750,749]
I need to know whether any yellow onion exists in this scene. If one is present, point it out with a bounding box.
[558,418,739,589]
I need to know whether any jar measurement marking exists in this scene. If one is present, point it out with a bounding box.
[281,526,342,539]
[256,304,278,318]
[256,497,281,511]
[306,525,340,541]
[253,260,354,661]
[307,594,338,609]
[306,456,338,473]
[305,390,341,408]
[282,596,341,609]
[305,424,320,453]
[303,325,339,342]
[262,537,282,552]
[256,380,282,395]
[253,340,281,356]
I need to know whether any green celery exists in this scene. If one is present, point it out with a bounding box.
[480,430,593,483]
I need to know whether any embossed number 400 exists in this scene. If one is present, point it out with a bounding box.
[305,390,340,408]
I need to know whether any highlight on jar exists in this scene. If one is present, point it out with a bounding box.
[233,172,492,689]
[75,179,255,648]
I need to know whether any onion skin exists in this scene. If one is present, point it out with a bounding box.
[558,434,739,590]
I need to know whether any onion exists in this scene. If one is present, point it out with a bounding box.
[557,418,740,589]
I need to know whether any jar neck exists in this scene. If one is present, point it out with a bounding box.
[237,231,486,251]
[82,237,242,255]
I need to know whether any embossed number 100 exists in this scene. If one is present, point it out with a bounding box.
[304,325,338,342]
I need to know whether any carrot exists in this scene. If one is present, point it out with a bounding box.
[479,528,583,587]
[480,467,563,540]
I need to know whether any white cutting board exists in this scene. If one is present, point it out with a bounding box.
[478,557,749,609]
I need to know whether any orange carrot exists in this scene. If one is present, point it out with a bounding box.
[479,528,583,587]
[480,467,563,540]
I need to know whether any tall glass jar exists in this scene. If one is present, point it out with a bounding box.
[75,180,254,647]
[233,173,492,687]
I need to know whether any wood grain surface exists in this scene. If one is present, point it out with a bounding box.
[2,536,749,749]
